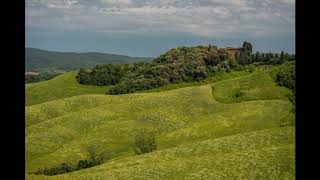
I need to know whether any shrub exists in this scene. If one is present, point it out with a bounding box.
[233,89,245,98]
[225,66,231,73]
[133,130,157,155]
[287,92,295,112]
[85,145,108,166]
[34,145,108,176]
[275,65,295,92]
[247,65,255,73]
[234,65,245,71]
[35,163,76,176]
[77,160,91,169]
[228,58,238,68]
[207,65,218,73]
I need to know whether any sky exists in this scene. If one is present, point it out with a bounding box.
[26,0,295,57]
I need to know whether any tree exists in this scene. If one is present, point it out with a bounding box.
[194,66,208,80]
[284,53,290,61]
[266,53,271,62]
[289,54,295,61]
[238,51,246,65]
[238,41,253,65]
[235,51,240,62]
[76,68,92,84]
[228,58,238,68]
[261,52,265,62]
[204,49,220,66]
[280,51,285,64]
[207,44,217,51]
[254,52,260,62]
[270,53,274,59]
[256,51,264,62]
[217,48,230,61]
[251,54,255,62]
[76,64,125,86]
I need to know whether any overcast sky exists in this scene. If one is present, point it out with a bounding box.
[26,0,295,57]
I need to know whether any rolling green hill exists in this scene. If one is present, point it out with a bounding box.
[25,69,251,106]
[25,71,108,106]
[26,48,152,72]
[25,68,295,179]
[27,127,294,180]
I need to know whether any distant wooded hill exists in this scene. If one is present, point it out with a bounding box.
[25,48,152,72]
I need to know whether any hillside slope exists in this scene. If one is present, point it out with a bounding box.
[25,69,251,106]
[25,71,108,106]
[27,127,294,180]
[26,48,151,71]
[26,70,295,179]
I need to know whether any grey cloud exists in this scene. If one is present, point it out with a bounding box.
[26,0,295,38]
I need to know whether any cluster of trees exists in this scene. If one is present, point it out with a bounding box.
[76,64,125,86]
[107,46,233,94]
[235,43,295,66]
[34,146,107,176]
[25,72,61,84]
[77,45,231,94]
[76,41,295,94]
[250,51,295,65]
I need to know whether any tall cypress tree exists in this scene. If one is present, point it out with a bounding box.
[255,52,261,62]
[239,52,246,65]
[260,52,264,62]
[280,51,285,64]
[238,41,253,65]
[266,53,271,62]
[235,51,240,63]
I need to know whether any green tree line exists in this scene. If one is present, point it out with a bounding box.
[76,42,295,94]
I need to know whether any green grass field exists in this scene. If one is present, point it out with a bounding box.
[26,68,295,179]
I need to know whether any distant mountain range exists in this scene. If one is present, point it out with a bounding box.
[25,48,152,72]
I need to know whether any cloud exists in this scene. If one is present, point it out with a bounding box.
[26,0,295,38]
[100,0,132,5]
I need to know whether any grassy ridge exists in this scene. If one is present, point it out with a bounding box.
[26,71,108,106]
[212,70,292,103]
[25,69,251,106]
[26,69,295,179]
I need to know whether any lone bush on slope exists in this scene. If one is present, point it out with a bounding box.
[134,130,157,155]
